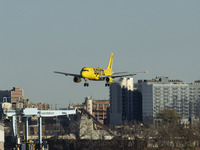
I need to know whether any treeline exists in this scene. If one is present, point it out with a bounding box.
[47,137,200,150]
[47,109,200,150]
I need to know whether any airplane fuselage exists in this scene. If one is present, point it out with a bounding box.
[81,67,113,80]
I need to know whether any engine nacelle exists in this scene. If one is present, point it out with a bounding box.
[73,77,81,83]
[106,77,113,83]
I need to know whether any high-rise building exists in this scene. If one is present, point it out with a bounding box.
[109,78,134,126]
[109,77,200,126]
[189,80,200,119]
[136,77,200,124]
[132,90,142,122]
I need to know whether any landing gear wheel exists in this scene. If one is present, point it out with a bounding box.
[105,83,110,87]
[84,83,89,87]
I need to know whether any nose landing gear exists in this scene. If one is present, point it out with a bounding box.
[84,79,89,87]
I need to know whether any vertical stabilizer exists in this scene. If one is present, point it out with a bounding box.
[107,53,113,71]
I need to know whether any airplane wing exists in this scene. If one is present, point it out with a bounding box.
[54,71,82,78]
[100,71,148,79]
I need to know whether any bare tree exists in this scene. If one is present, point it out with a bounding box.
[155,109,183,149]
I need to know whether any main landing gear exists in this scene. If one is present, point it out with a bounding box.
[84,83,89,87]
[105,83,110,87]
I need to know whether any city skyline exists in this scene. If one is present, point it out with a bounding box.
[1,1,200,106]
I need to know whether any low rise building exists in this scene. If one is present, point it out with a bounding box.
[24,102,50,110]
[92,99,110,124]
[85,97,110,125]
[0,87,23,104]
[0,123,4,150]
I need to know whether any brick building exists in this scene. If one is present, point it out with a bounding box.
[0,87,23,103]
[85,97,110,125]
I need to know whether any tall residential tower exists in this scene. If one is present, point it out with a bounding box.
[136,77,200,124]
[110,78,134,126]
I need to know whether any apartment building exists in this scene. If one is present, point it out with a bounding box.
[85,97,110,125]
[189,81,200,119]
[136,77,200,124]
[109,77,200,126]
[92,99,110,124]
[0,87,23,104]
[109,78,134,126]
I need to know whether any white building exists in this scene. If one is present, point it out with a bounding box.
[137,77,200,124]
[110,78,134,126]
[189,81,200,119]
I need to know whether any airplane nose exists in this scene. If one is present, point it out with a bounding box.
[81,71,86,78]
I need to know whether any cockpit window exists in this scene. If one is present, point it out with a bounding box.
[81,68,89,72]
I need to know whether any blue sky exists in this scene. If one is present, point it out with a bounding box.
[1,1,200,107]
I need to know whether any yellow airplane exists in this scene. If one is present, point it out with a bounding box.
[54,53,148,87]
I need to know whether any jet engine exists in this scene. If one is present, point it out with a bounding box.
[106,77,113,83]
[73,77,81,83]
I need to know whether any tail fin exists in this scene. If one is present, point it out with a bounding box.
[107,53,113,71]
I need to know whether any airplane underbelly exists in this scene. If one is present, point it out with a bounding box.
[90,75,102,80]
[90,78,104,81]
[93,76,100,80]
